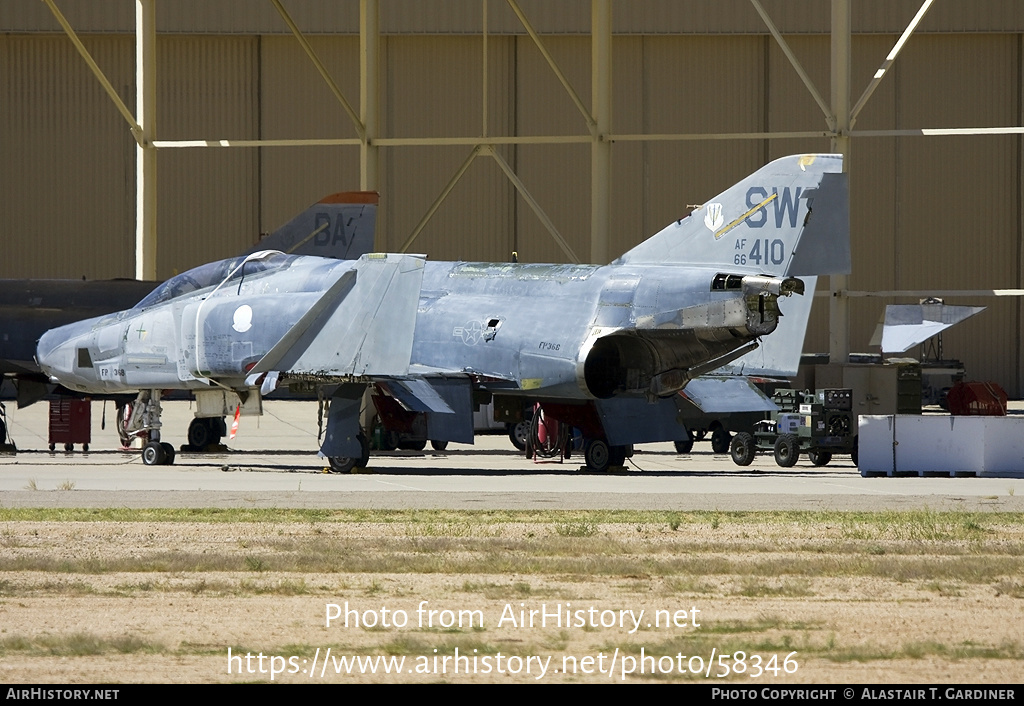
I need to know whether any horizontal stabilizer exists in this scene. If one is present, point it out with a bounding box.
[876,303,986,353]
[680,376,778,414]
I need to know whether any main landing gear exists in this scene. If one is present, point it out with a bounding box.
[186,416,226,450]
[581,438,630,472]
[327,433,370,474]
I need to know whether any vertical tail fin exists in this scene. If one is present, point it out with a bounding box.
[616,154,849,277]
[248,192,378,260]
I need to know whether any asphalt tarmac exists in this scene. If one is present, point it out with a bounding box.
[1,400,1021,511]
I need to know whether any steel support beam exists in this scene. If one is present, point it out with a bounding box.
[749,0,834,130]
[507,0,596,133]
[272,0,364,140]
[360,0,380,191]
[851,0,935,126]
[136,0,158,281]
[591,0,612,264]
[829,0,851,365]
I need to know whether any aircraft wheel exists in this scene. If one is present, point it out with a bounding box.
[142,441,166,466]
[398,439,427,451]
[584,439,611,472]
[773,434,800,467]
[160,442,176,465]
[378,430,400,451]
[188,418,212,448]
[609,445,628,468]
[329,434,370,474]
[430,440,448,451]
[508,420,529,451]
[730,432,756,466]
[808,450,832,467]
[710,427,732,454]
[329,456,357,473]
[674,427,694,454]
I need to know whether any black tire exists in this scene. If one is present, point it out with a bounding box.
[674,427,694,454]
[808,449,832,467]
[608,445,627,468]
[730,432,756,466]
[711,427,732,454]
[430,440,448,451]
[380,430,400,451]
[773,434,800,467]
[0,418,7,445]
[64,443,74,452]
[160,442,176,465]
[142,441,166,466]
[328,456,357,473]
[584,439,611,472]
[508,420,529,451]
[398,439,427,451]
[329,433,370,474]
[188,418,212,448]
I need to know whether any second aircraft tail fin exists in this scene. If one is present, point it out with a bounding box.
[247,191,378,260]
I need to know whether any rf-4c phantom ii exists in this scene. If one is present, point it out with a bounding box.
[37,154,849,471]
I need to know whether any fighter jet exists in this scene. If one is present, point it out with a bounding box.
[2,192,376,449]
[36,154,849,470]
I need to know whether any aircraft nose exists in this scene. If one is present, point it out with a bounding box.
[35,319,98,387]
[36,326,75,381]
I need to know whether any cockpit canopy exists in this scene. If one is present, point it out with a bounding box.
[133,251,295,310]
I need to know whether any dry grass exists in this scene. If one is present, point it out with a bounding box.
[0,509,1021,683]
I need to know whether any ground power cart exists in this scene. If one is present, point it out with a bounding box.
[729,388,856,467]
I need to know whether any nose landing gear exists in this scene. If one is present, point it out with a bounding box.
[124,390,175,466]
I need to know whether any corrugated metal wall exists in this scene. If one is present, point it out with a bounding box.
[5,1,1024,35]
[0,35,134,279]
[382,35,515,260]
[258,35,362,238]
[158,36,260,272]
[2,6,1024,393]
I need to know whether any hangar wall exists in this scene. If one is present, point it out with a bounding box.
[1,2,1023,395]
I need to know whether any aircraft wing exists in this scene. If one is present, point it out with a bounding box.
[253,253,426,378]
